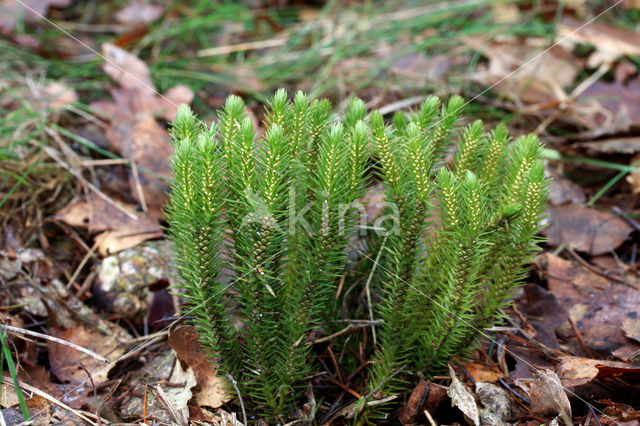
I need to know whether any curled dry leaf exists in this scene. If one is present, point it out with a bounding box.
[158,359,196,425]
[162,84,197,120]
[56,193,146,232]
[557,356,640,387]
[120,350,194,424]
[94,226,163,258]
[168,325,231,408]
[601,399,640,422]
[517,369,571,420]
[54,194,162,255]
[544,203,633,256]
[447,365,480,426]
[399,378,448,424]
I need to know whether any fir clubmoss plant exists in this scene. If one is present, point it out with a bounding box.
[166,90,369,419]
[167,91,549,422]
[362,96,549,418]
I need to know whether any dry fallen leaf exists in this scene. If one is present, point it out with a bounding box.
[463,362,504,383]
[0,379,21,408]
[622,317,640,344]
[577,137,640,155]
[627,154,640,193]
[54,194,163,255]
[48,326,126,384]
[544,253,640,356]
[102,43,155,94]
[92,44,194,216]
[547,169,586,206]
[115,1,164,25]
[94,226,163,257]
[557,356,640,387]
[31,81,78,110]
[0,80,78,112]
[491,3,519,24]
[55,193,152,232]
[558,18,640,67]
[601,399,640,422]
[390,52,461,91]
[120,350,193,424]
[467,36,578,105]
[544,204,633,255]
[525,369,572,420]
[2,396,52,426]
[0,0,71,32]
[577,76,640,133]
[161,84,197,120]
[105,114,174,215]
[543,253,612,302]
[168,325,231,408]
[517,283,568,350]
[399,378,448,424]
[160,358,196,425]
[447,365,480,426]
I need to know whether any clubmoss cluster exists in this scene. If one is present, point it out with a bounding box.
[166,91,548,422]
[363,97,548,419]
[167,90,368,417]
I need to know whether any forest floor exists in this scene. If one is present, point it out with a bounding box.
[2,0,640,424]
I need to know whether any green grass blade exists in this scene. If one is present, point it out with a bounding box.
[0,330,30,421]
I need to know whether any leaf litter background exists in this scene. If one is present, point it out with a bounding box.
[2,0,640,424]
